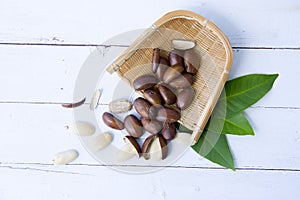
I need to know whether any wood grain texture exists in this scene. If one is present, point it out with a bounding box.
[0,103,299,170]
[0,0,299,47]
[0,164,299,200]
[0,45,298,107]
[1,0,299,199]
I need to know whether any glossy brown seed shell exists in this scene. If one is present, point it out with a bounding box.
[152,48,161,73]
[102,112,124,130]
[133,97,152,118]
[184,49,200,74]
[158,84,177,105]
[156,107,181,123]
[148,105,163,120]
[124,136,142,156]
[141,135,156,160]
[169,49,183,67]
[144,88,164,105]
[62,97,86,108]
[162,123,177,140]
[124,115,143,138]
[163,65,184,83]
[141,118,162,135]
[156,57,169,80]
[158,135,168,160]
[133,75,157,91]
[169,73,194,89]
[176,87,195,110]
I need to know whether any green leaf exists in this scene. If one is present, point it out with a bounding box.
[176,122,235,169]
[222,112,254,135]
[205,112,254,136]
[205,93,254,136]
[182,73,279,169]
[221,74,279,117]
[192,129,235,170]
[175,122,193,133]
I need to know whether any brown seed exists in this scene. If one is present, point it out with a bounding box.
[156,107,181,123]
[102,112,124,130]
[144,88,164,105]
[169,49,183,67]
[62,97,86,108]
[148,105,163,120]
[141,135,156,160]
[156,57,169,80]
[149,106,158,120]
[163,65,184,83]
[124,136,142,155]
[184,49,200,74]
[162,123,177,140]
[158,84,177,105]
[141,118,162,134]
[124,115,143,138]
[116,136,141,162]
[176,87,195,110]
[133,97,152,118]
[169,73,194,89]
[152,48,160,73]
[158,134,168,160]
[141,135,168,160]
[133,75,157,91]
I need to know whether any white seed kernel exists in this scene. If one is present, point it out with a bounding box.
[69,121,95,136]
[116,143,136,162]
[90,132,113,152]
[109,99,132,114]
[173,132,193,146]
[171,39,196,50]
[52,149,79,165]
[90,89,101,110]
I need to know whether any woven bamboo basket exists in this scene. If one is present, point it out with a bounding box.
[107,10,233,144]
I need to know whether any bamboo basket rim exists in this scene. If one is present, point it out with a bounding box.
[106,10,233,145]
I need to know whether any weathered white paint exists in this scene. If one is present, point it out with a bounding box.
[0,164,299,200]
[0,104,299,170]
[1,0,299,199]
[0,45,298,106]
[0,0,299,47]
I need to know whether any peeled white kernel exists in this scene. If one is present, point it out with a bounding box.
[69,121,95,136]
[90,132,113,152]
[90,89,101,110]
[52,149,79,165]
[149,136,163,161]
[171,39,196,50]
[173,132,193,146]
[116,144,136,162]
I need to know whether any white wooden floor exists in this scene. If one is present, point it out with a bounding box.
[1,0,300,199]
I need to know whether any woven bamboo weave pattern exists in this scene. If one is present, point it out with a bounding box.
[107,10,233,143]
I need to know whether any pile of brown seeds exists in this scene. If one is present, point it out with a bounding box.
[102,41,200,161]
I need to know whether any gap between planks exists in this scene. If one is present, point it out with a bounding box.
[0,42,299,50]
[0,101,108,106]
[1,162,300,173]
[0,101,299,110]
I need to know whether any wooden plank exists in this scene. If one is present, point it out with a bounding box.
[0,103,299,170]
[0,0,299,47]
[0,45,298,107]
[0,164,299,200]
[0,45,125,103]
